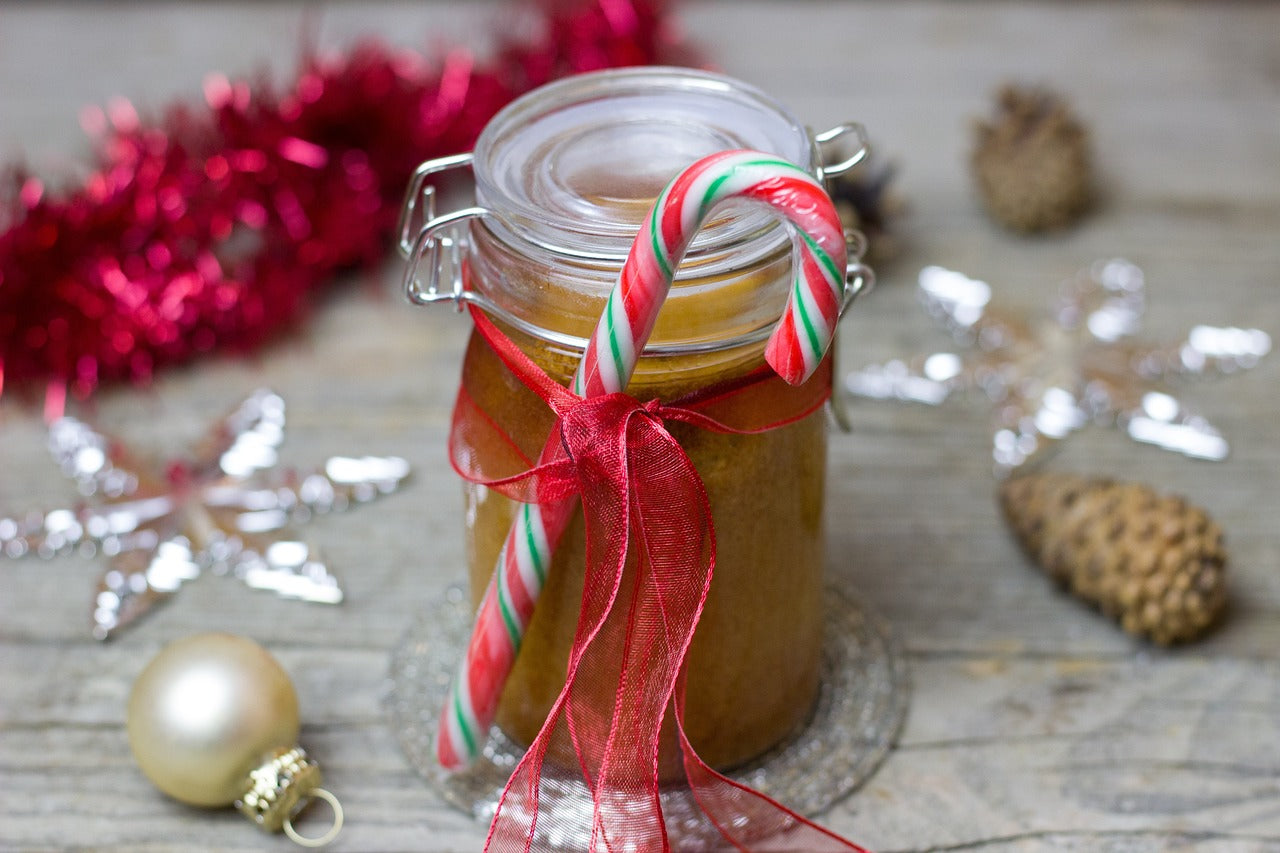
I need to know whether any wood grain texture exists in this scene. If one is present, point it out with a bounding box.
[2,2,1278,850]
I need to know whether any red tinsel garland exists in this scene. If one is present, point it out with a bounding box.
[0,0,680,404]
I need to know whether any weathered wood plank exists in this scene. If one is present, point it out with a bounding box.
[6,653,1280,851]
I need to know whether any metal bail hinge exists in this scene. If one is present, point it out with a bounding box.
[402,207,490,309]
[840,228,875,317]
[396,153,493,309]
[830,226,876,434]
[816,125,875,316]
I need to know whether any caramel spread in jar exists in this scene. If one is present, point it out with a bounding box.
[443,68,842,776]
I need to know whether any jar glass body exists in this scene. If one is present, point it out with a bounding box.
[456,68,834,776]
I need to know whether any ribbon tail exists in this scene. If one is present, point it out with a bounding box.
[675,675,870,852]
[585,412,716,851]
[484,398,637,853]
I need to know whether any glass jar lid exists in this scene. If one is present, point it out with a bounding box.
[471,67,817,266]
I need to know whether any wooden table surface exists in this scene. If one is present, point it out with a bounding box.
[3,2,1279,851]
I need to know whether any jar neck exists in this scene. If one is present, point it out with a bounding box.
[467,219,798,359]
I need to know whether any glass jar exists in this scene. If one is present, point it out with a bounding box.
[400,68,870,778]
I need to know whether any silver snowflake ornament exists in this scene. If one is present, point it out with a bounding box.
[846,259,1271,474]
[1,390,410,639]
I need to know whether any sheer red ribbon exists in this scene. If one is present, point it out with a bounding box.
[451,307,869,853]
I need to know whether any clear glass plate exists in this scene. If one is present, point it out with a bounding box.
[385,580,908,850]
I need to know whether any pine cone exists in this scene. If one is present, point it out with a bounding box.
[972,85,1092,232]
[999,473,1226,644]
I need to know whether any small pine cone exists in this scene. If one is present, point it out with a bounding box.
[999,473,1227,644]
[972,85,1092,232]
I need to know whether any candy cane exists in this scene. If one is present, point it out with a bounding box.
[437,149,848,769]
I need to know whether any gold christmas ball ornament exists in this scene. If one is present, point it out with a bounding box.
[127,632,343,847]
[999,473,1227,645]
[972,84,1093,233]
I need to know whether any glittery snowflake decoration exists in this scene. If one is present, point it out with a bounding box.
[0,390,410,639]
[845,259,1271,474]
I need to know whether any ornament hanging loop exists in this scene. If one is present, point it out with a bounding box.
[282,787,345,848]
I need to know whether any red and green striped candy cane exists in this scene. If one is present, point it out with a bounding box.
[437,149,849,769]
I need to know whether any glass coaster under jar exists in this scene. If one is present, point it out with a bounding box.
[386,580,907,851]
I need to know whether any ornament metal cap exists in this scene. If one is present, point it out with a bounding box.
[237,746,343,846]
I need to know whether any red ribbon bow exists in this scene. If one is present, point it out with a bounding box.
[453,307,868,852]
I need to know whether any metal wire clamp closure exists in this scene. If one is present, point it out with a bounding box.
[401,206,494,310]
[398,122,875,317]
[842,228,875,315]
[814,123,870,181]
[828,227,875,434]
